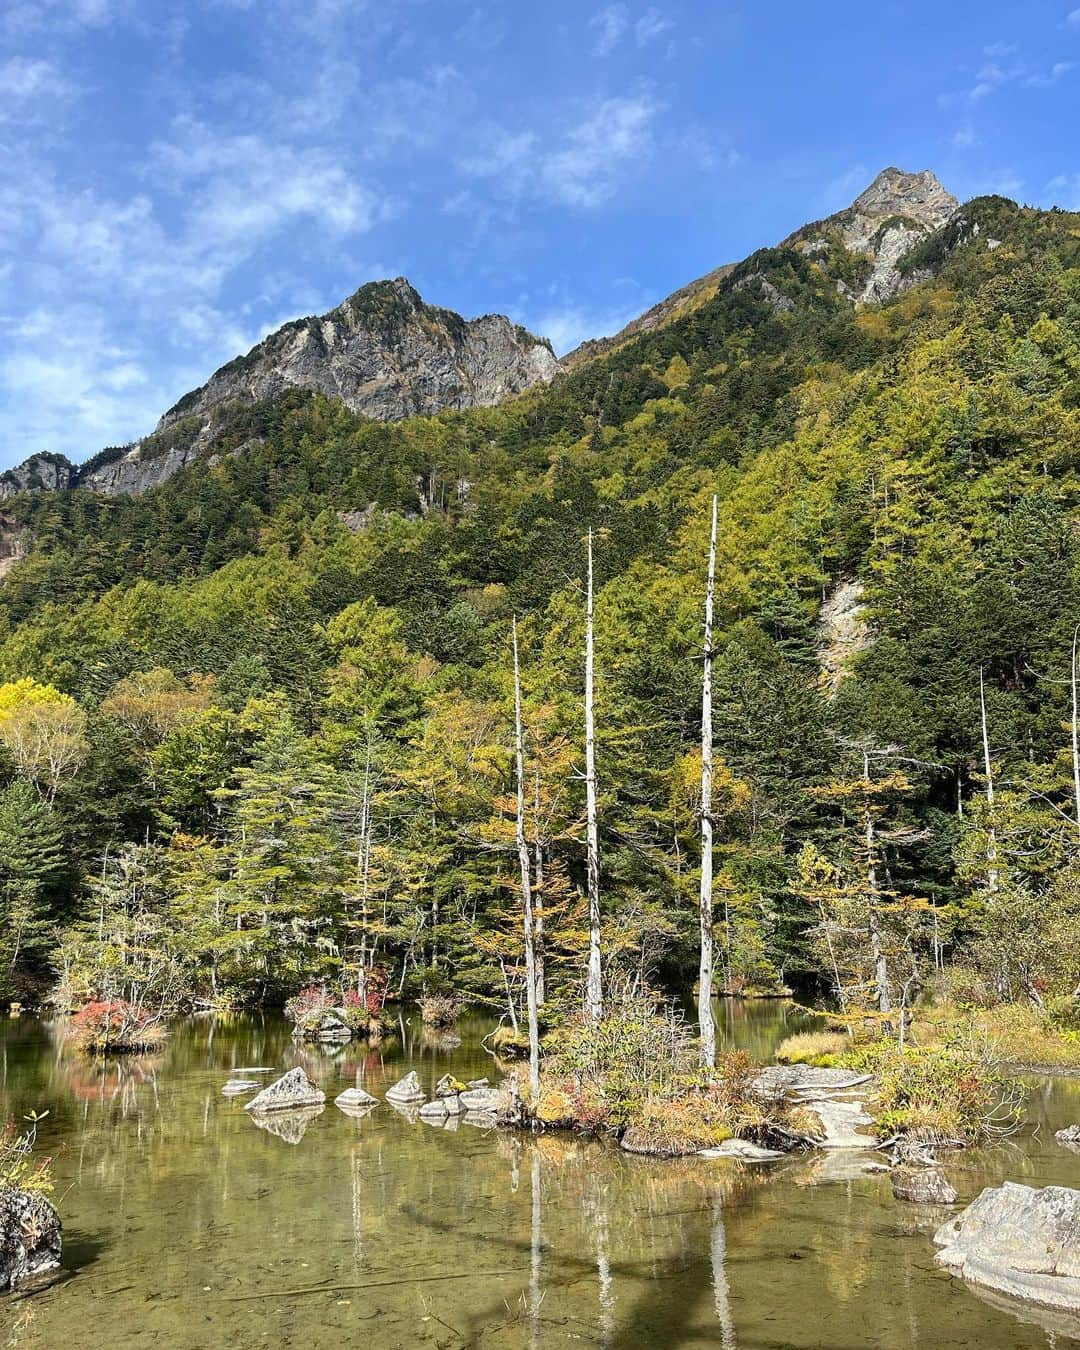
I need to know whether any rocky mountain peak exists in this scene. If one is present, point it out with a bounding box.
[848,167,957,232]
[0,279,560,499]
[790,167,959,305]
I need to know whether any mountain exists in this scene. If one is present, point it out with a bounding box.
[563,167,957,367]
[0,162,1077,1026]
[0,169,957,502]
[0,277,557,498]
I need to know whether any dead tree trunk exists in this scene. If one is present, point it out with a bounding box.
[513,617,541,1097]
[698,495,718,1069]
[979,668,999,891]
[584,529,603,1021]
[1072,626,1080,846]
[863,752,891,1015]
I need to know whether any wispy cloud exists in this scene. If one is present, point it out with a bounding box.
[590,2,672,55]
[463,95,658,209]
[951,126,978,150]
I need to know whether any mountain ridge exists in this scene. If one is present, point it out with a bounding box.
[2,167,961,500]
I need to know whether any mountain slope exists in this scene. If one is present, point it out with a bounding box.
[1,278,557,498]
[563,167,957,369]
[0,170,1077,1014]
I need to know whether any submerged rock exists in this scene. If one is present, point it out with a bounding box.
[699,1139,785,1162]
[385,1071,425,1104]
[892,1167,958,1205]
[459,1087,505,1114]
[0,1188,62,1290]
[934,1182,1080,1312]
[222,1079,260,1096]
[250,1106,324,1144]
[244,1067,326,1114]
[335,1087,379,1111]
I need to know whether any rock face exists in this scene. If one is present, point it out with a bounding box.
[934,1183,1080,1311]
[157,278,557,435]
[818,579,871,696]
[0,1187,62,1290]
[0,453,74,500]
[790,168,958,304]
[2,278,557,503]
[243,1067,325,1114]
[892,1167,958,1205]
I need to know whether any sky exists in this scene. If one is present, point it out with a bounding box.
[1,0,1078,470]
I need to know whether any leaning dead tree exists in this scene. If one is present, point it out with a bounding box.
[512,616,541,1096]
[584,529,603,1022]
[698,495,718,1069]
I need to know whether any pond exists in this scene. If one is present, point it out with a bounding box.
[3,1000,1080,1348]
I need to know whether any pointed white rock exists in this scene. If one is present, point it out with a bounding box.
[244,1067,325,1114]
[385,1071,425,1104]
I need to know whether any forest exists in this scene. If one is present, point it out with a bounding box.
[0,191,1078,1058]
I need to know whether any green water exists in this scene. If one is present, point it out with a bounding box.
[3,1001,1080,1349]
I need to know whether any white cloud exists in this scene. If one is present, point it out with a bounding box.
[463,96,658,210]
[1067,8,1080,28]
[591,4,629,55]
[528,300,648,355]
[1025,60,1074,86]
[951,126,978,149]
[635,7,672,45]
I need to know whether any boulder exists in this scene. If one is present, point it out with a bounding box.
[459,1086,505,1114]
[435,1073,467,1098]
[335,1087,379,1111]
[892,1167,957,1205]
[419,1098,449,1119]
[385,1071,425,1104]
[1056,1126,1080,1149]
[699,1139,785,1162]
[0,1188,62,1291]
[222,1079,260,1096]
[466,1078,489,1090]
[934,1182,1080,1311]
[244,1067,325,1114]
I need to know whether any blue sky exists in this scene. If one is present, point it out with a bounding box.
[1,0,1078,469]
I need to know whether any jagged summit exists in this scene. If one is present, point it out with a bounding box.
[565,168,960,366]
[788,167,959,303]
[0,278,558,498]
[0,170,969,499]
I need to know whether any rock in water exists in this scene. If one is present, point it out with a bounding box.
[0,1188,62,1290]
[222,1079,260,1095]
[335,1087,379,1111]
[385,1071,425,1104]
[459,1087,505,1114]
[419,1098,449,1119]
[892,1167,958,1205]
[934,1182,1080,1311]
[699,1140,785,1162]
[1056,1126,1080,1149]
[435,1073,467,1098]
[244,1067,325,1114]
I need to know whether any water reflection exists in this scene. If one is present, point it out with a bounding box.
[0,1006,1078,1347]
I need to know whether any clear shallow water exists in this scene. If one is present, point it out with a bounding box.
[2,1002,1080,1349]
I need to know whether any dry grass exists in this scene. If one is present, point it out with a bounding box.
[775,1031,849,1067]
